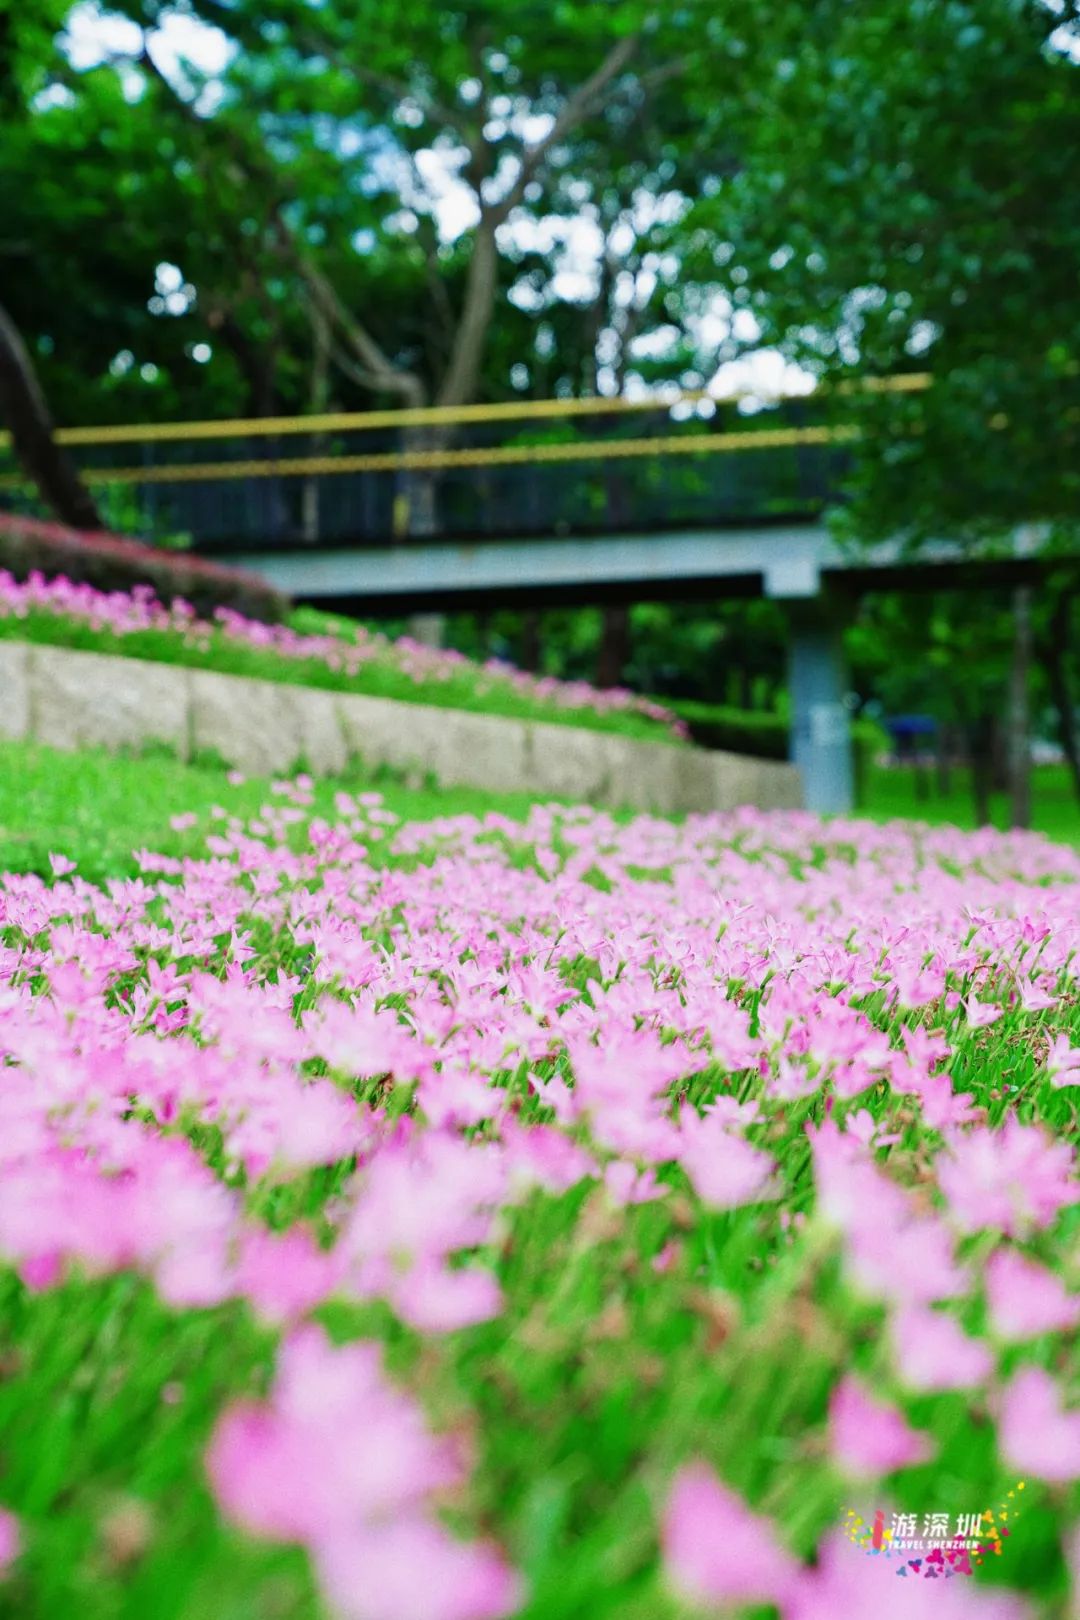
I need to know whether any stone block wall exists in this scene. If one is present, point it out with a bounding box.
[0,641,803,815]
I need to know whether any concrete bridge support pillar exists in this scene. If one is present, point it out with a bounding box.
[787,601,854,816]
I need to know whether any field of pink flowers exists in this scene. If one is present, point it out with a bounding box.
[0,775,1078,1619]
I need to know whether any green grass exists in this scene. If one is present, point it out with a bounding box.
[0,740,548,887]
[861,762,1080,845]
[0,1276,318,1620]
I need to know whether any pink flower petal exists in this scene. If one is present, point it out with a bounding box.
[661,1462,799,1607]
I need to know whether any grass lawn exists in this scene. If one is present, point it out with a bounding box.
[0,739,544,888]
[862,762,1080,845]
[0,739,1076,1620]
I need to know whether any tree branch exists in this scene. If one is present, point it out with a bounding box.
[491,32,642,222]
[278,226,426,407]
[0,298,102,530]
[328,343,395,395]
[282,25,475,138]
[434,216,499,408]
[139,40,426,407]
[636,54,695,95]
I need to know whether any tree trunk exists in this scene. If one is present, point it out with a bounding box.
[399,424,446,647]
[1007,584,1033,829]
[990,714,1008,793]
[208,308,289,542]
[211,308,279,419]
[970,717,994,827]
[0,299,102,530]
[397,221,500,650]
[520,611,542,673]
[435,219,499,411]
[913,758,930,803]
[597,605,630,688]
[936,723,952,797]
[397,425,441,539]
[301,304,331,545]
[1044,590,1080,808]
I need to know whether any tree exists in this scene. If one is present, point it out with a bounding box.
[671,0,1080,824]
[0,3,105,526]
[77,4,727,528]
[0,298,102,528]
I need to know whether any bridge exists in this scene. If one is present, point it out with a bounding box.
[0,375,1056,814]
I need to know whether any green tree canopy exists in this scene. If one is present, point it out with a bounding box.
[674,0,1080,543]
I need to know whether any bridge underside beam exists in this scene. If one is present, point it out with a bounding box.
[222,525,831,609]
[303,573,766,618]
[217,528,1065,616]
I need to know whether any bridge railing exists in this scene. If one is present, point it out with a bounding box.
[0,376,929,549]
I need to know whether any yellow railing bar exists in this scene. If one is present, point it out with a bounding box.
[0,424,858,491]
[0,373,930,451]
[38,392,716,446]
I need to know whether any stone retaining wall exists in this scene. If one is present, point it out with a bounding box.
[0,640,802,815]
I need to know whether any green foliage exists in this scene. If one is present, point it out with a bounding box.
[3,0,1079,837]
[680,0,1080,545]
[846,591,1021,733]
[0,0,731,433]
[666,698,789,759]
[0,1274,317,1620]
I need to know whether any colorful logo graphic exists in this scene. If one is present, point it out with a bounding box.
[842,1482,1026,1580]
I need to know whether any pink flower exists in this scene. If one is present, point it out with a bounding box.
[828,1376,934,1479]
[661,1462,798,1608]
[845,1210,969,1307]
[207,1325,522,1619]
[1017,979,1057,1013]
[231,1227,345,1324]
[937,1119,1078,1235]
[1045,1033,1080,1086]
[388,1262,503,1334]
[47,852,75,877]
[787,1529,1030,1620]
[315,1518,523,1620]
[603,1161,668,1206]
[0,1509,19,1575]
[677,1110,776,1210]
[890,1306,993,1391]
[207,1327,461,1544]
[985,1247,1080,1341]
[963,998,1002,1028]
[998,1367,1080,1482]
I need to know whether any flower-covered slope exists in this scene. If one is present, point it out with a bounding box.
[0,569,686,740]
[0,789,1078,1617]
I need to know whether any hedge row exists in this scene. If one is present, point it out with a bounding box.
[0,513,289,624]
[666,699,790,759]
